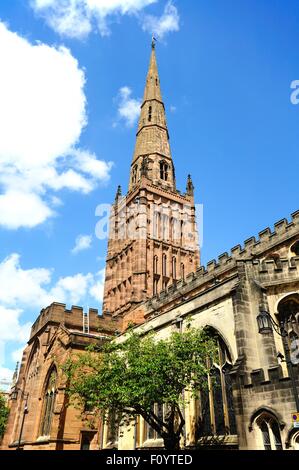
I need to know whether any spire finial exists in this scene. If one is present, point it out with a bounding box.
[151,35,157,49]
[12,361,19,387]
[115,185,122,203]
[186,174,194,196]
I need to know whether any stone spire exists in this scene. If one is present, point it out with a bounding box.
[142,38,163,103]
[129,41,174,191]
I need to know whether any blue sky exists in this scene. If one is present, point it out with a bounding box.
[0,0,298,385]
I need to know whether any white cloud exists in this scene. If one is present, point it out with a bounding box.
[170,105,177,113]
[0,253,104,309]
[11,347,25,364]
[31,0,158,38]
[0,254,52,307]
[0,366,14,390]
[142,1,179,39]
[0,191,54,230]
[0,307,31,344]
[0,253,106,379]
[0,253,106,375]
[115,86,141,127]
[71,234,93,254]
[0,22,112,229]
[89,268,105,303]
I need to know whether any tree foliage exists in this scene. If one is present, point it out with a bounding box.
[64,327,217,450]
[0,393,9,439]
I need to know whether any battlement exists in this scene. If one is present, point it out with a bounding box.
[143,211,299,315]
[30,302,121,340]
[239,364,299,390]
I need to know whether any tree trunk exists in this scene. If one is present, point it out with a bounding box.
[163,434,181,451]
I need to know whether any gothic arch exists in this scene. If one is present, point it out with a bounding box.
[274,292,299,315]
[25,338,41,377]
[286,427,299,449]
[290,239,299,257]
[249,407,285,450]
[249,406,285,431]
[195,326,237,438]
[39,365,58,437]
[202,324,236,364]
[40,363,59,396]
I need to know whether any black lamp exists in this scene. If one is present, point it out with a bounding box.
[256,310,273,334]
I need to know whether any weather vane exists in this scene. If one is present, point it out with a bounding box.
[151,35,157,48]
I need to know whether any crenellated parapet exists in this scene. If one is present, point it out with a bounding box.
[237,364,299,390]
[30,302,121,341]
[141,210,299,316]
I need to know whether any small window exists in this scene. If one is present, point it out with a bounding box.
[172,257,177,279]
[80,432,94,450]
[162,254,167,276]
[181,263,185,281]
[148,105,152,122]
[153,255,158,274]
[160,161,168,181]
[132,165,138,185]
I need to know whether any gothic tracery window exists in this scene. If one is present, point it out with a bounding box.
[40,368,57,437]
[196,330,236,440]
[255,413,283,450]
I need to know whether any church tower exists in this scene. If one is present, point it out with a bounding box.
[103,41,200,317]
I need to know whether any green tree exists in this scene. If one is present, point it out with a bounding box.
[64,327,217,451]
[0,393,9,439]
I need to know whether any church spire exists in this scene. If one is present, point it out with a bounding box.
[142,37,163,103]
[130,41,174,191]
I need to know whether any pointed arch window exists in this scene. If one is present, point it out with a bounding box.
[27,340,40,381]
[40,368,57,437]
[153,255,158,275]
[196,330,236,440]
[148,105,152,122]
[255,413,283,450]
[160,161,168,181]
[162,254,167,277]
[153,212,160,239]
[132,165,138,185]
[180,263,185,281]
[162,214,169,240]
[172,257,177,280]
